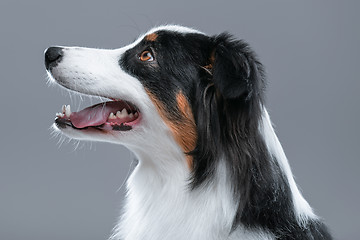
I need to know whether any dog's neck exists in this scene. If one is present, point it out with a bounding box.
[111,109,314,240]
[112,142,270,239]
[116,144,234,239]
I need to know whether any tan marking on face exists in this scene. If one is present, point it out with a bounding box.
[203,63,213,70]
[203,50,216,72]
[145,33,158,42]
[175,92,197,163]
[146,89,197,169]
[210,50,215,63]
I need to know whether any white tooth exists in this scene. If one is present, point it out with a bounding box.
[56,112,65,118]
[109,112,116,119]
[65,105,71,117]
[116,109,129,118]
[134,112,139,117]
[121,108,128,116]
[62,105,66,114]
[129,113,134,119]
[116,111,122,118]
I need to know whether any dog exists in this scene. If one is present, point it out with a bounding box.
[45,25,332,240]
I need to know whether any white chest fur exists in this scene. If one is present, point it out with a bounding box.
[112,158,273,240]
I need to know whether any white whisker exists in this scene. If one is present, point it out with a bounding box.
[116,152,137,193]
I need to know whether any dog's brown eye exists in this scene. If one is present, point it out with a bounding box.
[139,50,154,62]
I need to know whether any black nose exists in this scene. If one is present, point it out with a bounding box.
[45,47,63,70]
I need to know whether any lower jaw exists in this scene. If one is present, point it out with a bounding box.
[55,118,133,131]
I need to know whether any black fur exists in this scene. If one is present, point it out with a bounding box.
[120,29,332,239]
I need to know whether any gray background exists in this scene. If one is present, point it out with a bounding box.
[0,0,359,239]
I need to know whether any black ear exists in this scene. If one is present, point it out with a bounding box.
[190,34,267,193]
[211,33,265,100]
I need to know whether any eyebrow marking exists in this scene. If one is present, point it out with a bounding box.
[145,33,158,42]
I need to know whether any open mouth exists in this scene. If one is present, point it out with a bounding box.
[55,100,140,131]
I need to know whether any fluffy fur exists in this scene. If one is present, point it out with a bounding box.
[45,25,332,240]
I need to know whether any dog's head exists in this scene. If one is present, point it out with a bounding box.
[45,25,265,172]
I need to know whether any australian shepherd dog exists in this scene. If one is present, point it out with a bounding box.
[45,25,332,240]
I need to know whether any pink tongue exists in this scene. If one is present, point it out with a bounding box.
[70,102,126,128]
